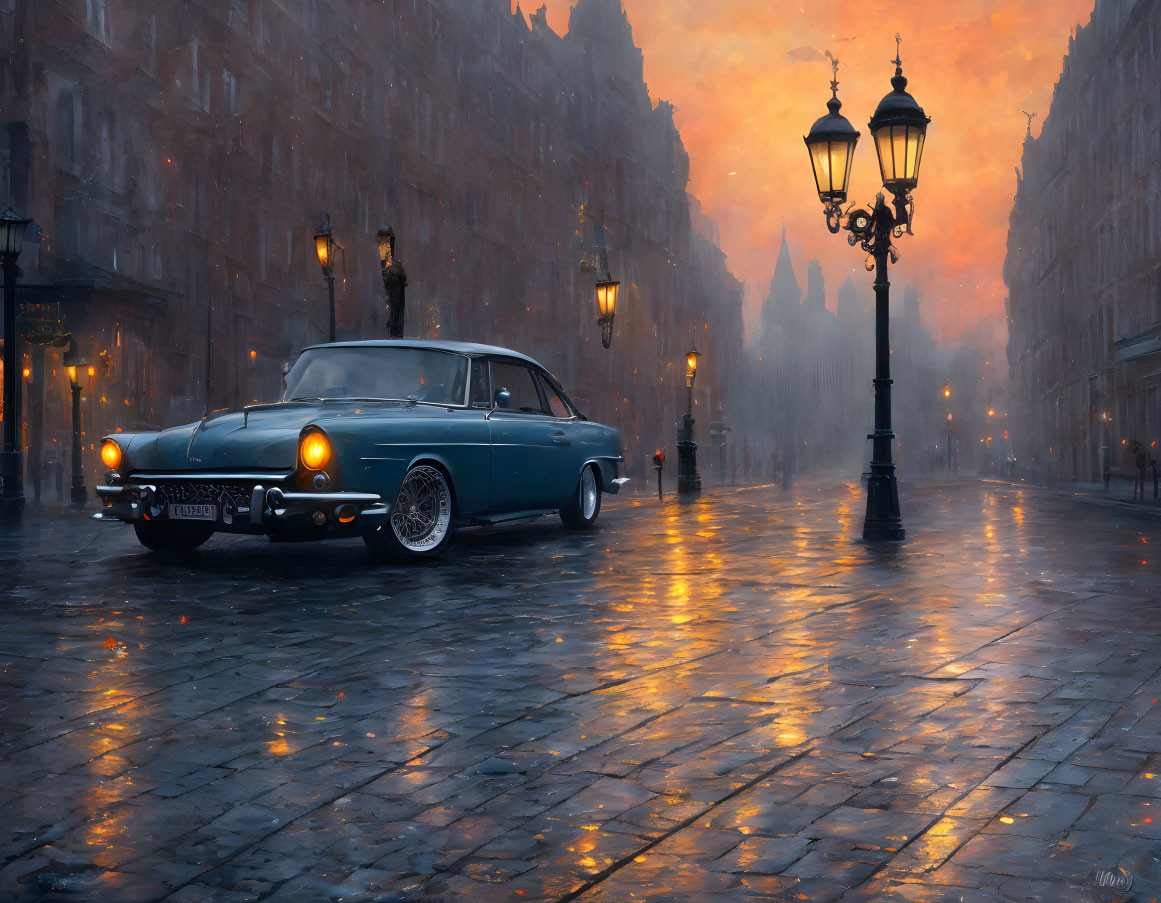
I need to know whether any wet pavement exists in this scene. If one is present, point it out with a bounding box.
[2,478,1161,902]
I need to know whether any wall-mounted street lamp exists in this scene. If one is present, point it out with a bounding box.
[314,213,338,342]
[376,227,408,339]
[595,277,618,349]
[593,231,619,349]
[1,206,31,518]
[678,345,702,493]
[804,39,929,541]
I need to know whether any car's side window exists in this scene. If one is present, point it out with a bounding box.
[490,361,549,414]
[535,372,571,418]
[469,359,490,408]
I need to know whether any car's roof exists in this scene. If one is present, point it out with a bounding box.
[302,339,545,368]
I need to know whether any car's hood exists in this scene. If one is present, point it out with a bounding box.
[122,401,411,472]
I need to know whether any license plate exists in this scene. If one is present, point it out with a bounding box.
[170,504,217,521]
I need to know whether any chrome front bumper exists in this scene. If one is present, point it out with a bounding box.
[94,477,388,535]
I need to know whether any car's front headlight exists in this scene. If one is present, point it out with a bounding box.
[299,430,332,471]
[101,439,123,471]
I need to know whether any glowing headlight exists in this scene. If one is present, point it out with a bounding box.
[299,431,331,470]
[101,440,123,470]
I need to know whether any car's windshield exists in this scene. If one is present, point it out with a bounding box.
[283,347,469,405]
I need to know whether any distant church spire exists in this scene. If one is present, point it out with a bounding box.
[773,229,799,311]
[760,226,801,340]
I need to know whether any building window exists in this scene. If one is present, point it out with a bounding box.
[223,69,238,116]
[97,109,116,187]
[54,91,77,167]
[86,0,112,44]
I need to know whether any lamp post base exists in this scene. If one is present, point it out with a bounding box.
[0,494,25,520]
[677,439,701,494]
[0,449,24,521]
[863,470,904,541]
[70,480,87,509]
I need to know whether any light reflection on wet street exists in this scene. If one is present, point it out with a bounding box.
[2,478,1161,902]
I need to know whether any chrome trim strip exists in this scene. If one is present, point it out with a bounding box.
[131,472,293,481]
[96,485,125,495]
[277,491,382,504]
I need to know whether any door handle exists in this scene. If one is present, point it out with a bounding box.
[549,430,566,437]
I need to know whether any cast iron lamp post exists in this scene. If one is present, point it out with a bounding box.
[677,347,702,493]
[943,381,951,471]
[1102,411,1111,490]
[1,206,30,519]
[314,213,337,342]
[804,41,929,541]
[66,363,86,508]
[947,412,953,472]
[377,227,407,338]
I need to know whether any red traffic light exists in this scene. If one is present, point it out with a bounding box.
[653,452,665,466]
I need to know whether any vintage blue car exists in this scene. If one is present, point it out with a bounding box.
[95,340,627,558]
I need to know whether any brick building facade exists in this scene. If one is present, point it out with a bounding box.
[1005,0,1161,484]
[0,0,744,502]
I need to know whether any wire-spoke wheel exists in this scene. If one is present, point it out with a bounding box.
[365,464,454,560]
[560,463,602,529]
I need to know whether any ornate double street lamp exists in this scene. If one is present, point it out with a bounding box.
[314,213,338,342]
[677,347,702,493]
[1,206,31,519]
[804,40,929,541]
[377,227,407,339]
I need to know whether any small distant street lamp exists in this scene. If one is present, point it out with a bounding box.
[942,380,952,471]
[677,347,702,493]
[1102,411,1111,490]
[64,345,87,509]
[946,412,953,472]
[1,206,31,519]
[314,213,337,342]
[804,40,929,541]
[376,227,407,339]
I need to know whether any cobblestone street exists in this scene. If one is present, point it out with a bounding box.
[2,479,1161,902]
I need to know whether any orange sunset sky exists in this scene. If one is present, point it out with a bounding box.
[517,0,1096,346]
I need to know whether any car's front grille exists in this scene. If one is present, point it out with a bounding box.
[153,481,255,511]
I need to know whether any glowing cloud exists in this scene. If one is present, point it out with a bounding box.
[524,0,1094,345]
